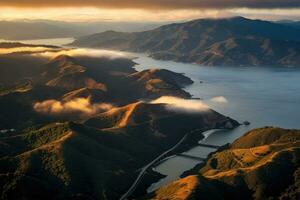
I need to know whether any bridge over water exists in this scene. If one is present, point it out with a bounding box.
[177,143,220,161]
[198,143,220,149]
[178,154,206,161]
[120,135,221,200]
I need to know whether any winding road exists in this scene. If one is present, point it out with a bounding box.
[119,133,189,200]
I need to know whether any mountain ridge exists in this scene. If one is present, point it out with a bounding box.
[73,17,300,67]
[147,127,300,200]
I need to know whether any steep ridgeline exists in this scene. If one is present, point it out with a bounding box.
[0,48,194,129]
[0,43,60,85]
[147,127,300,200]
[0,102,238,200]
[73,17,300,67]
[0,45,241,200]
[85,101,238,130]
[40,55,108,91]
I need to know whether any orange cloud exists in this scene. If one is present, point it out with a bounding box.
[34,97,114,118]
[151,96,210,112]
[0,0,299,9]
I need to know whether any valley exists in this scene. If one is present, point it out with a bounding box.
[0,42,239,199]
[0,14,300,200]
[147,127,300,200]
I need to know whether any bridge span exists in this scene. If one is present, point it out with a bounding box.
[178,154,206,161]
[198,143,220,149]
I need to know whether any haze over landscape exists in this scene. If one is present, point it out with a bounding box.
[0,1,299,200]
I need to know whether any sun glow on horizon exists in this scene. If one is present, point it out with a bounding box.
[0,7,299,22]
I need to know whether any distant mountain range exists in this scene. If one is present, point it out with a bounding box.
[0,20,164,40]
[277,20,300,29]
[73,17,300,67]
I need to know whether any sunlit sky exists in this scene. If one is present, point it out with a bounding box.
[0,0,299,22]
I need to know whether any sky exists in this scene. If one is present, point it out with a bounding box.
[0,0,299,22]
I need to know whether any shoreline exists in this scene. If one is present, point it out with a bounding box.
[129,128,238,199]
[120,131,192,200]
[144,129,222,194]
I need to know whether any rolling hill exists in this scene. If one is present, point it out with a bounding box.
[0,43,241,200]
[147,127,300,200]
[85,101,237,130]
[127,69,193,99]
[0,102,238,200]
[0,45,194,129]
[73,17,300,67]
[40,55,107,91]
[39,55,193,102]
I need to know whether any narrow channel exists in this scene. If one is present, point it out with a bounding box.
[131,52,300,193]
[147,129,224,192]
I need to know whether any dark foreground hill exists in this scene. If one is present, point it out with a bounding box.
[0,102,238,200]
[0,44,240,199]
[73,17,300,67]
[147,127,300,200]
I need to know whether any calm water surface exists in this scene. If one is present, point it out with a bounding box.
[3,38,299,191]
[131,53,300,191]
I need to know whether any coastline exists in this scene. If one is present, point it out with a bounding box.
[129,127,239,199]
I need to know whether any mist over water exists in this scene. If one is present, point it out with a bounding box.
[131,53,300,191]
[35,48,131,59]
[151,96,210,112]
[4,38,300,191]
[133,53,300,130]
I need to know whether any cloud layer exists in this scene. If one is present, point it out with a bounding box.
[34,48,130,59]
[0,46,130,60]
[151,96,210,112]
[0,47,57,55]
[0,0,299,9]
[34,97,113,118]
[210,96,228,103]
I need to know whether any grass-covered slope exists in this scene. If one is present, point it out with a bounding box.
[0,47,240,199]
[0,122,157,200]
[72,17,300,67]
[148,127,300,200]
[0,53,194,129]
[128,69,193,99]
[0,104,238,200]
[85,101,237,130]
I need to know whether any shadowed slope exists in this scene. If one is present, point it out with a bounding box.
[73,17,300,67]
[85,101,237,130]
[148,127,300,200]
[40,55,107,91]
[0,105,238,200]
